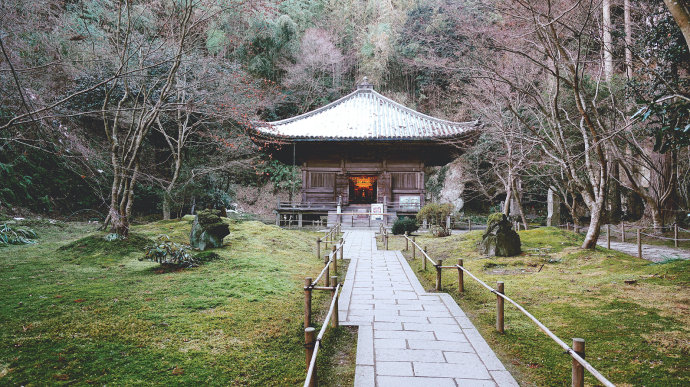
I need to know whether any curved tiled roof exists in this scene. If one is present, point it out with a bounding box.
[255,82,479,141]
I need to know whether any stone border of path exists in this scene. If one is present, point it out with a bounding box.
[338,231,518,387]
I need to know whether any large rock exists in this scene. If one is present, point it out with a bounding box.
[479,213,521,257]
[438,159,465,210]
[190,209,230,251]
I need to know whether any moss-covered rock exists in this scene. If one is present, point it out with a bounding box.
[190,209,230,250]
[479,213,521,257]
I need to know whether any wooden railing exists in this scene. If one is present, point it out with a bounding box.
[278,201,338,210]
[302,234,346,387]
[399,234,616,387]
[316,224,341,259]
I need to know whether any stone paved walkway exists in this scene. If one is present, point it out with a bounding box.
[596,240,690,262]
[339,230,518,387]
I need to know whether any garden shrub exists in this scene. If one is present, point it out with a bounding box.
[417,203,454,237]
[141,235,197,267]
[391,217,419,235]
[0,223,37,246]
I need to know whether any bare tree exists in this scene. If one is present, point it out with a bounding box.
[100,0,197,235]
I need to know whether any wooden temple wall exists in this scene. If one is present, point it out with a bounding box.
[300,157,425,205]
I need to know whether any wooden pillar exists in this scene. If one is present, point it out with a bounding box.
[332,245,337,274]
[572,338,585,387]
[606,224,611,249]
[412,237,416,259]
[298,213,303,228]
[304,327,316,387]
[316,237,321,260]
[324,254,330,287]
[621,222,625,243]
[637,228,642,259]
[496,281,504,333]
[436,259,443,291]
[423,246,427,270]
[339,238,344,260]
[304,278,312,329]
[276,212,280,226]
[331,276,339,328]
[405,231,409,251]
[674,224,678,248]
[468,219,472,231]
[457,259,464,293]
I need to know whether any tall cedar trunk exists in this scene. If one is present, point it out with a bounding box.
[602,0,613,81]
[624,0,633,79]
[649,150,676,228]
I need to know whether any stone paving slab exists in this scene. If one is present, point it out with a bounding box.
[340,230,518,387]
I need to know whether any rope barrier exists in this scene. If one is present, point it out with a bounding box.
[303,283,341,387]
[453,264,615,387]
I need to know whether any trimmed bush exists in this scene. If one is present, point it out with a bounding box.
[391,217,419,235]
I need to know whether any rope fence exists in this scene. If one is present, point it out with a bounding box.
[566,222,690,258]
[302,224,344,387]
[398,234,616,387]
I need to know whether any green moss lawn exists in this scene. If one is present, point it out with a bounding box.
[385,227,689,386]
[0,218,355,385]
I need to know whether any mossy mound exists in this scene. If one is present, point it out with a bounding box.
[58,233,152,264]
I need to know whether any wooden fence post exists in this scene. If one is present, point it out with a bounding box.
[324,254,330,287]
[496,281,504,333]
[384,233,388,250]
[316,237,321,260]
[405,231,409,251]
[304,278,312,329]
[621,222,625,243]
[304,327,316,387]
[468,219,472,231]
[436,259,443,290]
[423,246,428,271]
[331,276,339,328]
[332,245,338,274]
[339,238,344,260]
[457,259,464,293]
[637,228,642,259]
[412,237,416,259]
[606,224,611,249]
[674,224,678,248]
[572,338,585,387]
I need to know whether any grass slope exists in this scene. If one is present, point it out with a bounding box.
[386,227,689,386]
[0,219,355,386]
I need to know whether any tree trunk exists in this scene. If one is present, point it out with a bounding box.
[582,194,606,249]
[609,161,622,223]
[162,194,172,220]
[511,179,528,230]
[503,175,512,215]
[624,0,633,79]
[664,0,690,52]
[603,0,613,81]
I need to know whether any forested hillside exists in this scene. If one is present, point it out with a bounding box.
[1,0,688,242]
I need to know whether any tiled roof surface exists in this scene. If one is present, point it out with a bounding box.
[255,85,479,140]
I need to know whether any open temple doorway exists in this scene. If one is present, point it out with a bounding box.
[349,176,377,204]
